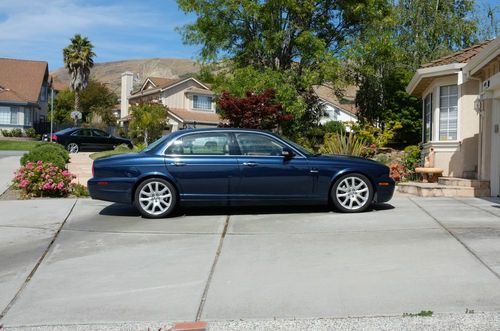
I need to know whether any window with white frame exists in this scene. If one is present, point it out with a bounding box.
[439,85,458,141]
[192,95,212,110]
[424,93,432,142]
[24,108,32,126]
[10,107,19,125]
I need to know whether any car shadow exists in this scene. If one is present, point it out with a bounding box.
[98,202,395,218]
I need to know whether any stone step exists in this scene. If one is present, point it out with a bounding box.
[397,182,491,198]
[438,177,490,189]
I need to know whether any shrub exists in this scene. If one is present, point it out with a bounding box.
[25,128,38,138]
[11,128,23,137]
[319,132,367,157]
[389,162,410,182]
[72,183,89,197]
[13,161,75,197]
[402,145,421,180]
[323,121,346,134]
[351,122,402,148]
[21,143,70,169]
[1,129,12,137]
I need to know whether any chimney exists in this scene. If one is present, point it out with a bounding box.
[120,71,133,119]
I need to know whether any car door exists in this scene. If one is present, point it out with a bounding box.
[233,132,313,201]
[70,128,93,149]
[91,129,112,150]
[164,131,240,204]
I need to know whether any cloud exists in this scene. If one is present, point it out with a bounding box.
[0,0,197,69]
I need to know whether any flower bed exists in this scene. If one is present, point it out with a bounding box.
[14,161,75,198]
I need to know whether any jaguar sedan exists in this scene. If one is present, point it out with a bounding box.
[88,129,395,218]
[50,127,133,153]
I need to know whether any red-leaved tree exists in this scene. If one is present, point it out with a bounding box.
[217,89,293,130]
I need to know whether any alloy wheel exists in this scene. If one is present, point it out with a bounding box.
[335,176,370,211]
[66,143,79,153]
[138,181,173,216]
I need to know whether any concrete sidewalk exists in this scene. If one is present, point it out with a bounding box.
[1,196,500,329]
[0,152,23,195]
[67,152,93,186]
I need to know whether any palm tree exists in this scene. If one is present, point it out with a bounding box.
[63,34,95,121]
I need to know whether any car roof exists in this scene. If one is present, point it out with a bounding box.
[168,128,273,138]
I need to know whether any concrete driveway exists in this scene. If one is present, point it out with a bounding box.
[1,196,500,329]
[0,151,24,195]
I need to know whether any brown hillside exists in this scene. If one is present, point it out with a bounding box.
[50,58,200,95]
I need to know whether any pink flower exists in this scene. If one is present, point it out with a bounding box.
[37,160,43,166]
[26,162,34,169]
[57,182,65,189]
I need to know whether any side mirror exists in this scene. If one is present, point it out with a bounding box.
[282,147,295,159]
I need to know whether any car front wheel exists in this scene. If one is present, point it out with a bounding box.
[331,173,373,213]
[66,142,79,153]
[134,178,177,218]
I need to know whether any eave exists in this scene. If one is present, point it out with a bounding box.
[406,63,466,96]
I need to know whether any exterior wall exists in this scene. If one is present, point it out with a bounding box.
[160,80,214,111]
[421,75,479,177]
[319,103,357,124]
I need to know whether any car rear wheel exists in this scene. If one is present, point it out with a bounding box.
[66,142,79,153]
[331,173,373,213]
[134,178,177,218]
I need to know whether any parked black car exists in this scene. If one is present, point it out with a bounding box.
[49,127,133,153]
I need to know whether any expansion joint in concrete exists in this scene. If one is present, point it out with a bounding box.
[408,197,500,281]
[195,214,230,321]
[0,199,78,321]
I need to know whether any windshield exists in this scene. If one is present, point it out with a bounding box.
[279,136,313,156]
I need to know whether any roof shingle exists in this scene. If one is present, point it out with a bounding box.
[421,39,494,68]
[0,58,48,104]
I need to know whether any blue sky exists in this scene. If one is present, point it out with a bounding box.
[0,0,199,70]
[0,0,498,72]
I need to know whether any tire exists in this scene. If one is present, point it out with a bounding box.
[331,173,374,213]
[66,142,79,153]
[134,178,177,218]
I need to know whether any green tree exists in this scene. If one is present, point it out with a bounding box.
[51,80,118,125]
[129,103,167,145]
[177,0,387,135]
[63,34,96,122]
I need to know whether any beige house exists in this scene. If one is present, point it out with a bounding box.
[406,38,500,197]
[120,72,220,131]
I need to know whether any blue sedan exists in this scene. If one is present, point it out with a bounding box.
[88,129,395,218]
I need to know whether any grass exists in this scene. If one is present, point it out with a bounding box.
[0,140,41,151]
[90,144,141,160]
[403,310,433,317]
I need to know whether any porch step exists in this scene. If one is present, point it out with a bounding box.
[397,182,491,197]
[438,177,490,189]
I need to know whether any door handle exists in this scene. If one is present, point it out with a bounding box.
[170,162,186,166]
[242,162,258,167]
[310,169,319,173]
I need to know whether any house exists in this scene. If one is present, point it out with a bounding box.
[0,58,50,131]
[406,37,500,197]
[120,72,220,132]
[314,85,358,124]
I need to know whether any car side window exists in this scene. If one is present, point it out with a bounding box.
[71,129,92,137]
[235,133,284,156]
[92,129,108,137]
[165,133,231,155]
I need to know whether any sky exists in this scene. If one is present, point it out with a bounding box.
[0,0,200,71]
[0,0,498,72]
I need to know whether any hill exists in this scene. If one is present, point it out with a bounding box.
[50,58,201,95]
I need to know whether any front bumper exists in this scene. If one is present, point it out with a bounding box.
[374,175,395,203]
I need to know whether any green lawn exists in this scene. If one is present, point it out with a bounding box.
[0,140,41,151]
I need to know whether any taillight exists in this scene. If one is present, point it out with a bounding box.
[51,134,57,141]
[91,161,94,177]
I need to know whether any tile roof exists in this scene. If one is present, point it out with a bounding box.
[421,39,494,68]
[0,58,48,104]
[168,108,220,124]
[313,85,358,115]
[148,77,180,89]
[51,80,68,92]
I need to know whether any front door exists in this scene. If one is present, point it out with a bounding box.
[164,132,239,204]
[233,132,313,201]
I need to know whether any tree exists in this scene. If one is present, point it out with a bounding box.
[177,0,387,136]
[129,103,167,145]
[52,80,118,125]
[218,89,292,130]
[63,34,96,119]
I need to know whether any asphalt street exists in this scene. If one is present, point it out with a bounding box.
[1,196,500,330]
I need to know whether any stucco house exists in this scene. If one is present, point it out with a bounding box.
[314,85,358,124]
[0,58,50,131]
[120,72,220,132]
[406,37,500,197]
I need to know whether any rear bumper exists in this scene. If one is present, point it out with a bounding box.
[87,177,135,204]
[374,176,395,203]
